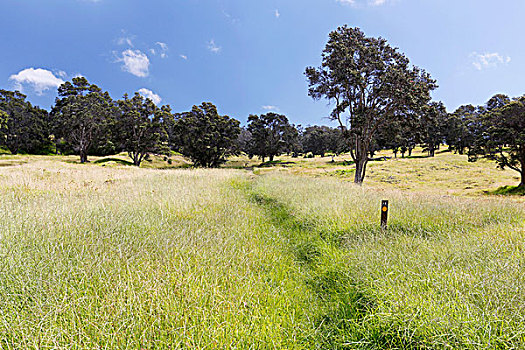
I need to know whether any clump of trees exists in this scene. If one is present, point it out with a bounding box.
[171,102,240,167]
[468,95,525,188]
[244,113,297,162]
[0,90,52,154]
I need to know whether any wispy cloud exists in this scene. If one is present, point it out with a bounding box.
[222,10,240,24]
[275,9,280,18]
[470,52,511,70]
[9,68,64,95]
[336,0,356,5]
[262,105,280,111]
[138,88,162,105]
[207,40,221,54]
[336,0,389,6]
[179,54,188,60]
[155,42,168,58]
[117,33,134,47]
[117,49,150,77]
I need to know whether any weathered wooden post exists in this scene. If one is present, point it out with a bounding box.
[381,200,389,229]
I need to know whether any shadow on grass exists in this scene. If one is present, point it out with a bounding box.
[93,157,134,166]
[257,160,297,168]
[484,185,525,196]
[331,160,355,166]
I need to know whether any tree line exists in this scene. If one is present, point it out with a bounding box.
[0,77,344,167]
[1,25,523,188]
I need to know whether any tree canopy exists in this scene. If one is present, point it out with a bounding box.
[116,93,168,166]
[172,102,240,167]
[246,113,297,162]
[305,25,437,183]
[51,77,115,163]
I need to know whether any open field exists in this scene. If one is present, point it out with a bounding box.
[0,154,523,348]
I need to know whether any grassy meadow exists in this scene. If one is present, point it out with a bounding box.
[0,151,524,348]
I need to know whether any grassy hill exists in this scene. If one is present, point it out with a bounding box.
[0,152,523,348]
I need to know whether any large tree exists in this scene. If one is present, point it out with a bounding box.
[472,95,525,188]
[115,93,168,166]
[0,90,52,154]
[172,102,240,167]
[51,77,115,163]
[305,26,437,183]
[246,112,297,162]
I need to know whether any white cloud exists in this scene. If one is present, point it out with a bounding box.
[155,42,168,58]
[138,88,162,105]
[275,9,280,18]
[56,70,68,79]
[337,0,389,6]
[337,0,356,5]
[9,68,64,95]
[470,52,511,70]
[118,49,150,77]
[262,105,280,111]
[117,36,134,47]
[207,40,221,53]
[180,54,188,60]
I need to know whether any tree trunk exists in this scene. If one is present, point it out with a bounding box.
[354,157,368,184]
[269,155,274,162]
[80,151,88,163]
[520,152,525,187]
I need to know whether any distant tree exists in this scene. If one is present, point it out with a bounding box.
[471,95,525,187]
[445,105,479,155]
[115,93,168,166]
[0,90,52,154]
[51,77,115,163]
[420,102,447,157]
[173,102,240,167]
[302,125,332,157]
[247,112,296,162]
[305,26,436,183]
[236,127,255,158]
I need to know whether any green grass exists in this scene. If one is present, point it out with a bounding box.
[487,185,525,196]
[0,153,524,348]
[249,174,525,348]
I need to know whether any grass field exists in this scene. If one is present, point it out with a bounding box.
[0,153,523,348]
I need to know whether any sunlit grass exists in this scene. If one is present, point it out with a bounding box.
[0,153,524,348]
[252,174,525,348]
[0,161,316,348]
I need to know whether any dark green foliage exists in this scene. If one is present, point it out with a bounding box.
[471,95,525,187]
[302,126,348,160]
[302,126,332,157]
[420,102,448,157]
[172,102,240,167]
[305,26,437,183]
[51,77,116,163]
[0,90,52,154]
[115,93,168,166]
[246,112,298,162]
[236,127,255,158]
[446,105,479,155]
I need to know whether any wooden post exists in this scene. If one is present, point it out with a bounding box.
[381,200,389,229]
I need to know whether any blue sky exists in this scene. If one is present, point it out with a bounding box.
[1,0,524,126]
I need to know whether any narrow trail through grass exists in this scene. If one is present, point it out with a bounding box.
[235,177,429,349]
[236,174,525,349]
